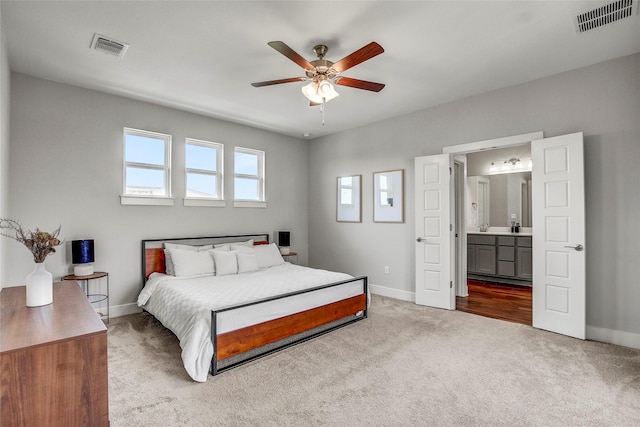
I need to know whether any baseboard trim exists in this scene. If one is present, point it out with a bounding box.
[110,302,142,318]
[587,325,640,350]
[369,284,415,303]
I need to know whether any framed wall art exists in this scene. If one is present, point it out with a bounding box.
[336,175,362,222]
[373,169,404,223]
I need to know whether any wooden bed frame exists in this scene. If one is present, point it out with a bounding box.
[141,233,368,376]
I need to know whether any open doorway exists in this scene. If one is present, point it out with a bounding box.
[416,131,586,339]
[451,142,534,325]
[456,145,533,325]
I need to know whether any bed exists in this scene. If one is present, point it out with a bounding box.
[137,233,368,381]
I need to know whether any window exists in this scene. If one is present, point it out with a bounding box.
[122,128,172,205]
[339,176,354,206]
[185,138,223,206]
[234,147,265,207]
[337,175,361,222]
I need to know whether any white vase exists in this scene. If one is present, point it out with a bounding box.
[26,262,53,307]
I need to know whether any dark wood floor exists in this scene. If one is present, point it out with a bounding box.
[456,280,532,326]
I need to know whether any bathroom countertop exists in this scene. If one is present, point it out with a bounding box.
[467,230,533,236]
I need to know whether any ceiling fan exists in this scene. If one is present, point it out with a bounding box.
[251,41,385,106]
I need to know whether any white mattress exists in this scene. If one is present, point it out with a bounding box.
[137,263,363,382]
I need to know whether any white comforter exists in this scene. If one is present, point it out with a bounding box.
[137,263,356,382]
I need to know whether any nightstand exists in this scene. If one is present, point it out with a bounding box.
[62,272,109,323]
[282,251,298,264]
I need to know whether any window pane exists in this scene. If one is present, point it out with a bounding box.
[341,176,352,186]
[380,191,390,206]
[186,144,217,171]
[125,167,166,196]
[125,134,166,166]
[234,177,259,200]
[341,188,353,205]
[186,173,217,198]
[235,151,258,175]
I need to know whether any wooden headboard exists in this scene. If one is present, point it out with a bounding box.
[141,233,270,286]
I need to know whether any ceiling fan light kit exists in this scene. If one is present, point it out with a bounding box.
[252,41,385,124]
[301,79,339,104]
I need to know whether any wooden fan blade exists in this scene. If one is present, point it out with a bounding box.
[335,77,385,92]
[251,77,305,87]
[332,42,384,73]
[309,101,322,107]
[268,41,314,70]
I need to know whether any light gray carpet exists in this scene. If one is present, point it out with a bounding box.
[108,295,640,426]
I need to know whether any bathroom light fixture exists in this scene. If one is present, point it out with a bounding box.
[489,157,532,174]
[507,158,521,168]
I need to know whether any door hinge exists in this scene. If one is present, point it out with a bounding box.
[450,224,453,231]
[450,281,453,289]
[449,167,452,175]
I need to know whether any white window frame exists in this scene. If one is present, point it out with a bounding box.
[339,176,355,206]
[233,147,266,208]
[184,138,225,207]
[121,127,173,206]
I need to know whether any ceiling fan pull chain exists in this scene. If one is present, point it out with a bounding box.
[321,98,326,126]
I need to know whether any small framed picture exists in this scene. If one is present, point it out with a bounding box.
[336,175,362,222]
[373,169,404,223]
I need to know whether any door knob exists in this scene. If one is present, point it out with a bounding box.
[416,237,426,242]
[564,244,584,251]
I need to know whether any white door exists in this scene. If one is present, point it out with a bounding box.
[532,132,586,339]
[414,154,455,309]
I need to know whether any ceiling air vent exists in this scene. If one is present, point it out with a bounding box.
[575,0,638,33]
[90,33,129,58]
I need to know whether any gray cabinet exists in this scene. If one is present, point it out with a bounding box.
[467,235,496,275]
[467,234,532,284]
[516,237,533,280]
[497,236,516,277]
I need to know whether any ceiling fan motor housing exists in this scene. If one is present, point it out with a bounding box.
[306,60,336,80]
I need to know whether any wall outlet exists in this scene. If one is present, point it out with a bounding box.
[384,266,390,274]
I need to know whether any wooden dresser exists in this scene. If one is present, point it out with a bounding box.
[1,281,109,426]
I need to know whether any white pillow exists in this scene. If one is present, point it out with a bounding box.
[255,243,285,268]
[230,244,256,254]
[214,239,253,251]
[168,248,214,278]
[164,243,213,276]
[212,250,238,276]
[237,253,259,274]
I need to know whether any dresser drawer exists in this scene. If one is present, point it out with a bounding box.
[517,236,532,247]
[498,261,516,277]
[468,235,495,245]
[498,245,515,261]
[497,236,515,246]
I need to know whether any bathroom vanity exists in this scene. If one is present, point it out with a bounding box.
[467,232,532,286]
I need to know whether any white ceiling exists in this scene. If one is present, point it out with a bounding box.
[2,1,639,139]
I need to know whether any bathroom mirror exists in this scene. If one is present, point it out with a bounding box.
[468,172,532,228]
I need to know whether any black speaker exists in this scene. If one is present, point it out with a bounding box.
[278,231,290,247]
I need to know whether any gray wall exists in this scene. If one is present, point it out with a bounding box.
[6,74,310,316]
[308,53,640,344]
[0,12,10,286]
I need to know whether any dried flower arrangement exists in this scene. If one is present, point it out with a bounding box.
[0,219,62,263]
